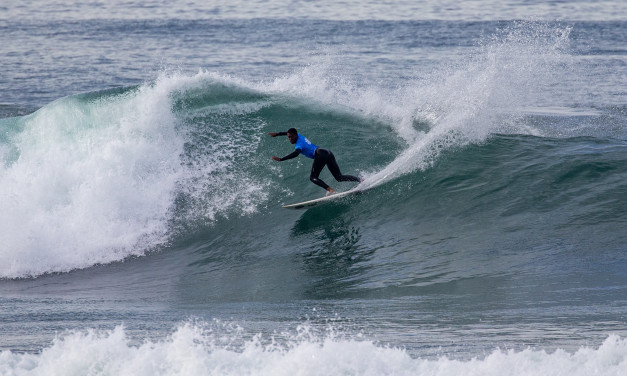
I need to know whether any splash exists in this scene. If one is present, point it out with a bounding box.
[361,22,573,187]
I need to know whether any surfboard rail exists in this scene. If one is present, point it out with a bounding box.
[282,188,363,209]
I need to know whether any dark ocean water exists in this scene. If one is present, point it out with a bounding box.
[1,1,626,375]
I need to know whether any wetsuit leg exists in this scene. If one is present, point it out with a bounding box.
[325,151,360,182]
[310,149,330,190]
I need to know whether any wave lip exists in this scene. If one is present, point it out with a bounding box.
[1,323,626,376]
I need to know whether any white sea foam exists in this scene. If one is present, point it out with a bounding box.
[0,79,184,278]
[0,72,269,279]
[1,324,625,376]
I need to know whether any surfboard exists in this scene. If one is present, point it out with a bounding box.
[282,188,363,209]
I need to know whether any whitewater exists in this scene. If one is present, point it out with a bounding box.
[1,1,626,375]
[2,324,627,376]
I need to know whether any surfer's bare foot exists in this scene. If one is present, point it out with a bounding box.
[325,188,335,197]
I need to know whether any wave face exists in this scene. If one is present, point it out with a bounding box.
[1,23,625,280]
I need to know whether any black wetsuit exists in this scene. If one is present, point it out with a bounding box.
[277,132,360,190]
[309,148,360,190]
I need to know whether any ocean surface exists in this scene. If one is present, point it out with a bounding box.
[1,1,626,375]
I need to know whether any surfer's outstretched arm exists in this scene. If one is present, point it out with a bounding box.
[272,149,301,161]
[269,130,301,161]
[268,132,288,137]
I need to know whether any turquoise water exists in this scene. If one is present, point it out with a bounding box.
[1,1,626,375]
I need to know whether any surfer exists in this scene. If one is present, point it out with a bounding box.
[268,128,361,196]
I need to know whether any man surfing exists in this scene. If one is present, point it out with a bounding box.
[268,128,361,196]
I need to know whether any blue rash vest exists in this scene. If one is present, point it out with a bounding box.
[294,134,319,159]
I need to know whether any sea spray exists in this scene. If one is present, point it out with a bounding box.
[363,22,573,187]
[168,73,272,224]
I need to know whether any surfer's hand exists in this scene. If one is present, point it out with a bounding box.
[272,156,281,161]
[268,132,278,137]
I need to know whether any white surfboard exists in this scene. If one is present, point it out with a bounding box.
[282,188,363,209]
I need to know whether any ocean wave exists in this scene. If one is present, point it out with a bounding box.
[1,22,624,279]
[2,323,626,376]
